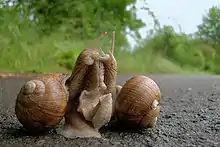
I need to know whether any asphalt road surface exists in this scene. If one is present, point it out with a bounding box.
[0,74,219,147]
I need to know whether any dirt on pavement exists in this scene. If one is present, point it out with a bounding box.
[0,74,219,147]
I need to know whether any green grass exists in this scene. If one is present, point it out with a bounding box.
[0,31,212,75]
[0,30,83,73]
[116,53,211,75]
[0,23,214,75]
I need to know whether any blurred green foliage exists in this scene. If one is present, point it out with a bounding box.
[0,0,219,74]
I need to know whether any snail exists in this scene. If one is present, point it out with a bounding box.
[113,75,161,128]
[58,31,119,138]
[15,73,70,133]
[78,31,118,130]
[14,31,161,138]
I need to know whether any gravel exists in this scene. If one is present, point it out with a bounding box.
[0,74,219,147]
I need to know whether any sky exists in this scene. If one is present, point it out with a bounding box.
[127,0,220,48]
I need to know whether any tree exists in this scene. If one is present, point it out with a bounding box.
[10,0,145,48]
[197,5,220,48]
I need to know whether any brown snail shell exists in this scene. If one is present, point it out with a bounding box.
[15,73,69,133]
[115,75,161,128]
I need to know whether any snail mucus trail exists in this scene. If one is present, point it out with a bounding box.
[57,31,118,138]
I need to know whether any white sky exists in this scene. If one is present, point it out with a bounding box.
[128,0,220,48]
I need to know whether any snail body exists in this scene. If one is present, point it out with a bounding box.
[114,75,161,128]
[59,32,118,139]
[15,73,69,133]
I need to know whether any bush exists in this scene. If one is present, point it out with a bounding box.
[0,2,219,74]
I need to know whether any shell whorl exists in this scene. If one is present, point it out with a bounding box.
[22,81,37,95]
[17,80,45,108]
